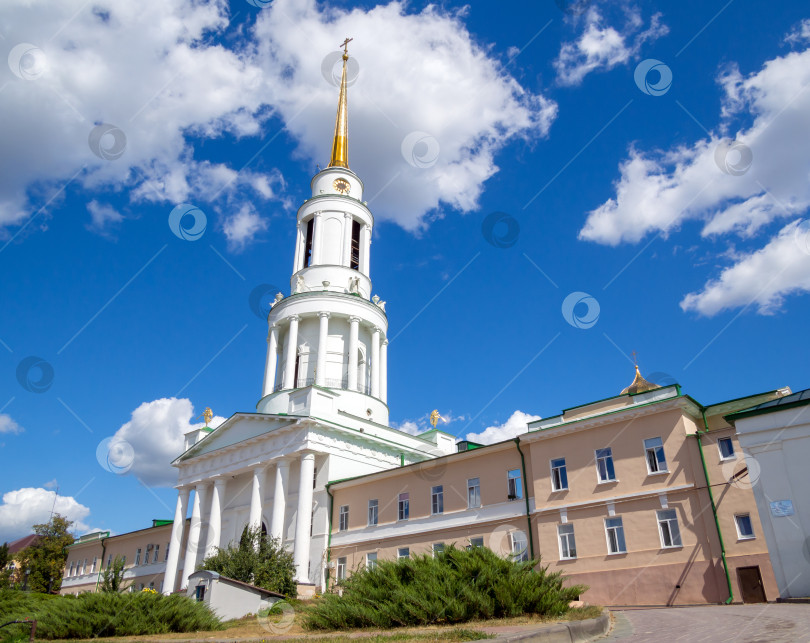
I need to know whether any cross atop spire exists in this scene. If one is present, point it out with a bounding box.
[340,37,353,56]
[327,37,352,169]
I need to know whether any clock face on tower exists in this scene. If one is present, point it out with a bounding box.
[332,178,350,194]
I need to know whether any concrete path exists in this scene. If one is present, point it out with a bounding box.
[598,604,810,642]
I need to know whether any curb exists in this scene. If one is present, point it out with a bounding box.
[489,610,610,643]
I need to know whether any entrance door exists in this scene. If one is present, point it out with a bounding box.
[737,566,767,603]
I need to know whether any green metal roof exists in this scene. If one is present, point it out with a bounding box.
[725,388,810,422]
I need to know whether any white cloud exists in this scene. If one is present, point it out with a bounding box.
[0,0,555,240]
[785,19,810,46]
[86,199,123,236]
[223,202,268,252]
[580,41,810,315]
[106,397,225,487]
[393,420,423,436]
[554,7,668,86]
[0,487,92,542]
[465,410,541,445]
[0,414,24,434]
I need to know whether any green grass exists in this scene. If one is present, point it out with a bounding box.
[272,629,494,643]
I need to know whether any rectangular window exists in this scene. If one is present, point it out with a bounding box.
[510,531,529,562]
[122,556,126,566]
[313,467,318,489]
[83,559,88,574]
[339,505,349,532]
[551,458,568,491]
[91,557,97,573]
[366,552,377,570]
[718,437,735,460]
[398,493,409,520]
[433,543,445,557]
[303,218,314,268]
[368,499,378,526]
[165,544,170,562]
[596,448,617,482]
[135,549,141,566]
[657,509,682,548]
[467,478,481,508]
[336,556,346,581]
[106,554,112,569]
[397,547,410,560]
[350,220,361,270]
[468,536,484,550]
[735,514,755,539]
[507,469,523,500]
[431,485,444,515]
[69,562,74,577]
[195,585,205,602]
[644,437,668,473]
[605,517,627,554]
[153,545,160,563]
[558,524,577,559]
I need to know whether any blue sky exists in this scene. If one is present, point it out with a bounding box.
[1,0,809,540]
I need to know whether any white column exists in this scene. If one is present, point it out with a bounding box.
[293,222,303,273]
[316,312,329,387]
[162,486,189,595]
[360,224,371,275]
[371,326,380,399]
[181,482,209,589]
[270,460,289,542]
[293,453,316,583]
[311,212,323,265]
[282,315,300,390]
[205,478,226,558]
[248,466,267,534]
[347,316,360,391]
[342,213,353,267]
[380,338,388,404]
[262,324,279,397]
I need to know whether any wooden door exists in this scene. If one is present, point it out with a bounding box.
[738,566,767,603]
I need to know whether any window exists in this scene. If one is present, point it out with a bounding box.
[718,437,735,460]
[165,544,170,562]
[431,485,444,515]
[397,547,410,560]
[433,543,445,557]
[153,545,160,563]
[510,531,529,562]
[657,510,682,548]
[350,220,361,270]
[366,552,377,569]
[83,559,88,574]
[551,458,568,491]
[303,218,314,268]
[507,469,523,500]
[91,557,97,573]
[195,585,205,602]
[106,554,112,569]
[69,562,74,577]
[339,505,349,531]
[467,478,481,508]
[735,514,755,539]
[605,517,627,554]
[644,437,668,473]
[368,499,378,526]
[135,549,141,565]
[398,493,409,520]
[467,536,484,550]
[558,524,577,559]
[313,467,318,489]
[122,556,126,566]
[595,448,617,482]
[336,556,347,581]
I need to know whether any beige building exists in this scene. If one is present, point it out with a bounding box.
[329,371,788,606]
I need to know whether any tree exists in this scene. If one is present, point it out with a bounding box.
[0,542,11,589]
[17,514,74,593]
[200,526,296,597]
[100,555,128,593]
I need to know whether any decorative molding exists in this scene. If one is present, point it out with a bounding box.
[536,483,694,516]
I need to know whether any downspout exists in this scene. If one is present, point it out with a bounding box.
[513,437,536,560]
[325,483,334,592]
[95,538,106,593]
[692,409,734,604]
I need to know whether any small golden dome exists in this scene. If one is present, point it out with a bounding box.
[621,365,659,395]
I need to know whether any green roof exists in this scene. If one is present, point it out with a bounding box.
[725,388,810,422]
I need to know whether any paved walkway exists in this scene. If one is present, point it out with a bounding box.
[598,604,810,642]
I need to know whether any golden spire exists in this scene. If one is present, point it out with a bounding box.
[328,38,353,169]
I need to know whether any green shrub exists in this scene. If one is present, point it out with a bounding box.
[304,545,586,630]
[0,589,221,639]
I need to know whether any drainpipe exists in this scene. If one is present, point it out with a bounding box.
[691,409,734,604]
[325,483,334,592]
[513,437,536,560]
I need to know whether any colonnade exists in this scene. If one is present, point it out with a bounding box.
[292,212,371,274]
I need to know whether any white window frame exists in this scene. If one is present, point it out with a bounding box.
[507,469,523,500]
[68,561,75,577]
[431,485,444,515]
[467,477,481,508]
[735,513,755,540]
[432,543,445,557]
[366,552,377,569]
[398,493,409,521]
[657,509,682,548]
[718,437,736,461]
[644,437,669,474]
[336,556,346,581]
[550,458,568,491]
[338,505,349,532]
[135,549,141,566]
[510,530,529,562]
[368,499,378,526]
[558,524,577,560]
[604,516,627,554]
[468,536,484,550]
[595,448,617,483]
[397,547,410,560]
[153,544,160,563]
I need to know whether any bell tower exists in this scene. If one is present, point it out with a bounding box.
[257,41,389,425]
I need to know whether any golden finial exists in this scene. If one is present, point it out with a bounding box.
[429,410,445,428]
[631,350,639,372]
[328,38,352,169]
[202,407,213,427]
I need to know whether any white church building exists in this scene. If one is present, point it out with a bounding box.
[161,47,455,596]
